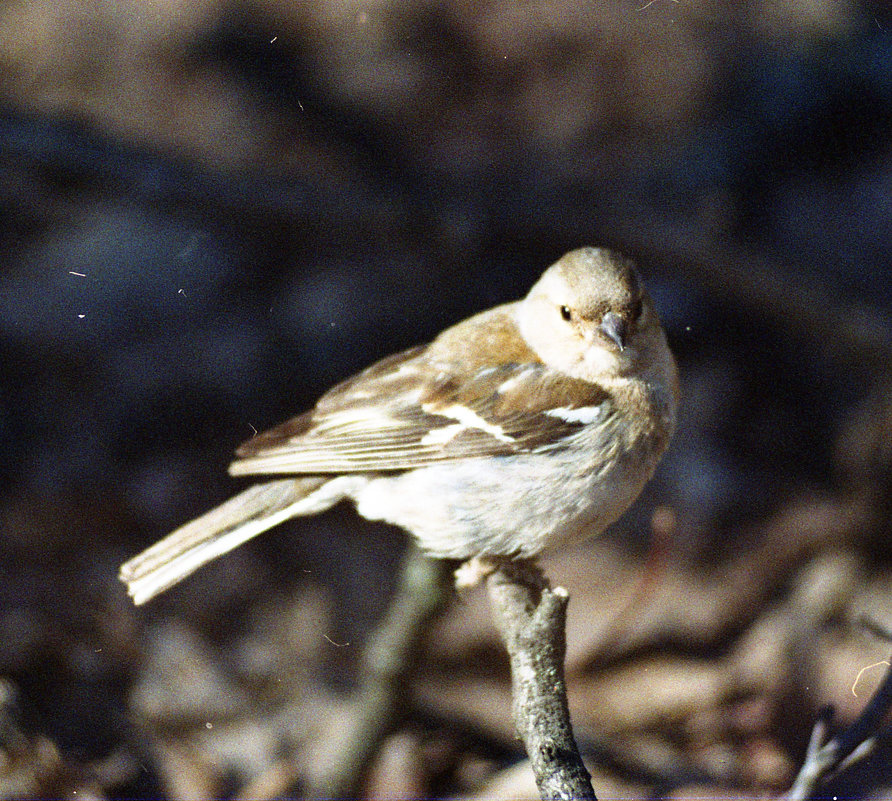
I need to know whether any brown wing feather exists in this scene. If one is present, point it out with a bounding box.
[230,358,610,476]
[234,347,429,459]
[230,306,611,476]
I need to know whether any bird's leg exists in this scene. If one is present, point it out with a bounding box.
[454,554,544,590]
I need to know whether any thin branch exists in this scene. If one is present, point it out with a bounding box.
[486,560,597,801]
[302,546,454,800]
[782,620,892,801]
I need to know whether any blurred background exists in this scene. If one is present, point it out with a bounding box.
[1,1,891,798]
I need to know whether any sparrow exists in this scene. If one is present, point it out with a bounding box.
[120,247,679,605]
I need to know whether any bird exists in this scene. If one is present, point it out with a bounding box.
[119,247,679,605]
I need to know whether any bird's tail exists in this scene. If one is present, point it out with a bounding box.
[119,477,328,605]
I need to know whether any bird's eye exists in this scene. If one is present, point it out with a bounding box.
[560,305,573,322]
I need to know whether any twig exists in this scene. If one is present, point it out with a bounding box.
[781,621,892,801]
[303,546,453,799]
[486,560,597,801]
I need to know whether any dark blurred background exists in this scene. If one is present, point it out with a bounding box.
[1,1,891,799]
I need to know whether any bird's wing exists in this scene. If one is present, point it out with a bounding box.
[229,346,611,476]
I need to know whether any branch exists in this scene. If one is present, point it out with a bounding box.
[781,619,892,801]
[485,561,597,801]
[302,546,454,800]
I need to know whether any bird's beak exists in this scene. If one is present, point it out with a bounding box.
[599,311,627,351]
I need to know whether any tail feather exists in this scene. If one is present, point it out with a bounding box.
[119,477,327,605]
